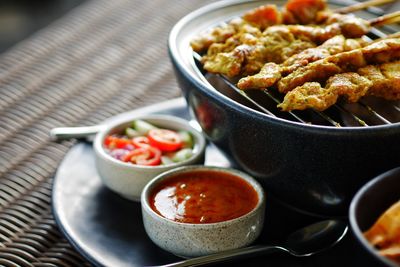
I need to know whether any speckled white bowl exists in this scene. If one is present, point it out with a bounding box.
[141,165,266,258]
[94,114,206,201]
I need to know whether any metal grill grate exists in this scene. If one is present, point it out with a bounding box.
[192,25,400,128]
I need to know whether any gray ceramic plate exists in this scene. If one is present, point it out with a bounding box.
[52,98,370,267]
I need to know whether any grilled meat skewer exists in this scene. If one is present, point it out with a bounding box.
[277,38,400,93]
[237,35,366,89]
[278,60,400,111]
[201,11,400,78]
[202,19,370,78]
[191,0,326,53]
[333,0,395,14]
[202,26,316,77]
[191,0,393,52]
[238,33,400,90]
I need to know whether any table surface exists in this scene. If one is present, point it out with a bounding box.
[0,0,398,266]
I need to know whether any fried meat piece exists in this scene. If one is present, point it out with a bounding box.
[359,61,400,100]
[280,19,370,44]
[243,4,282,30]
[278,60,400,111]
[237,63,281,89]
[277,82,340,111]
[203,44,251,77]
[278,38,400,93]
[278,73,371,111]
[279,60,344,93]
[317,12,371,37]
[364,200,400,264]
[282,35,365,71]
[204,23,262,57]
[190,18,244,53]
[282,0,327,24]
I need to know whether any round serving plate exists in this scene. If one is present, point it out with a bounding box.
[53,98,368,266]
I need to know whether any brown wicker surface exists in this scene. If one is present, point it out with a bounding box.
[0,0,213,266]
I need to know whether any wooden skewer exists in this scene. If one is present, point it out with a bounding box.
[370,10,400,26]
[383,32,400,39]
[371,31,400,43]
[334,0,395,14]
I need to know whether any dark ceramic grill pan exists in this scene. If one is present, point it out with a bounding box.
[168,0,400,217]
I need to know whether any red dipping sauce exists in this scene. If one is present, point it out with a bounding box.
[149,170,259,224]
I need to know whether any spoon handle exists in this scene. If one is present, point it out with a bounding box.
[162,245,286,267]
[50,125,105,141]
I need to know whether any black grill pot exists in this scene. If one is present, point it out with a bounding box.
[168,0,400,217]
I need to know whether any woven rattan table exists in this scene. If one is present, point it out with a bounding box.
[2,0,400,266]
[0,0,214,266]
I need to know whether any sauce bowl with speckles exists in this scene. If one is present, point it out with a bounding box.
[141,165,266,258]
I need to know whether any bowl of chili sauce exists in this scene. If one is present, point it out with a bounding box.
[141,165,265,258]
[94,114,206,201]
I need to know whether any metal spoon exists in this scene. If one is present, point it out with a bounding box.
[162,219,348,267]
[49,125,106,141]
[49,120,202,141]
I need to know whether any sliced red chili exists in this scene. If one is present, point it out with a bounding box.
[104,135,133,149]
[121,146,161,166]
[148,129,183,152]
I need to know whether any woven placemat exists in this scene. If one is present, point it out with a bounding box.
[0,0,213,266]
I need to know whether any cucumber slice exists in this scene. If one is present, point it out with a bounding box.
[178,131,194,148]
[161,156,174,165]
[132,120,157,135]
[125,127,140,138]
[172,148,193,162]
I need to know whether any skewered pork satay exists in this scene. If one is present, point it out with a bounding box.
[359,61,400,100]
[237,35,366,89]
[270,10,373,45]
[282,0,395,24]
[280,35,365,70]
[190,4,283,53]
[203,23,263,58]
[278,74,371,111]
[333,0,395,14]
[277,60,400,111]
[238,33,400,90]
[201,13,379,78]
[277,38,400,94]
[191,0,385,53]
[190,18,244,53]
[191,0,326,53]
[195,0,399,78]
[284,11,371,40]
[203,26,315,77]
[236,62,282,90]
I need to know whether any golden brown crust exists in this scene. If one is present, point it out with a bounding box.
[278,60,400,111]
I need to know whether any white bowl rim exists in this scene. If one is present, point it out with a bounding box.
[141,164,266,227]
